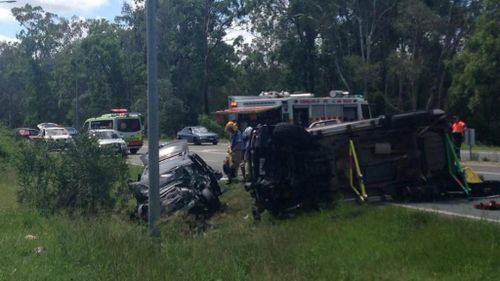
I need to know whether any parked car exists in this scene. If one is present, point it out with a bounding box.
[30,127,73,149]
[89,129,128,156]
[176,126,219,145]
[41,127,72,141]
[15,128,39,139]
[65,127,78,138]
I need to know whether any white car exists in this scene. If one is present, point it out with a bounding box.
[41,127,73,142]
[89,129,128,156]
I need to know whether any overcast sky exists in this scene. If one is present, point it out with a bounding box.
[0,0,134,42]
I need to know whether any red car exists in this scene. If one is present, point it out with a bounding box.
[15,128,39,139]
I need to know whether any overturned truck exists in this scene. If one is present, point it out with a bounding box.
[246,109,497,217]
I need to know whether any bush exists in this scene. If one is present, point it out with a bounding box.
[0,125,17,170]
[198,114,228,139]
[15,135,130,214]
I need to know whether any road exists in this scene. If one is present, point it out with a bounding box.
[129,142,500,222]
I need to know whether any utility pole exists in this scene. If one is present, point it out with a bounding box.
[146,0,160,236]
[74,60,79,128]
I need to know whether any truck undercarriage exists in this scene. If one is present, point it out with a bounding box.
[246,110,500,218]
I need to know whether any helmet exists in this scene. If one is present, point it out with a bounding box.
[225,121,238,132]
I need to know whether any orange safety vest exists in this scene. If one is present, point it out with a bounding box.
[451,120,466,135]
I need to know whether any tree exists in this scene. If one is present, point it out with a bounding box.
[449,0,500,144]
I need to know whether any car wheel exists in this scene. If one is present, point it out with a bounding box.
[177,135,181,139]
[212,141,218,145]
[130,148,139,154]
[194,138,201,145]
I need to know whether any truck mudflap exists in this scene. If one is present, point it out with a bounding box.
[246,111,500,218]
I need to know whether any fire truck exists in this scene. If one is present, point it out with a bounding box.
[215,91,371,127]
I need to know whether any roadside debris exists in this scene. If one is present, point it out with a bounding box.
[474,200,500,210]
[24,234,37,240]
[130,140,222,220]
[246,110,500,218]
[33,246,46,255]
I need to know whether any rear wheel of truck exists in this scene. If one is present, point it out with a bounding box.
[130,148,139,154]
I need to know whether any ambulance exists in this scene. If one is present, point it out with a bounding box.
[82,109,144,154]
[215,91,372,127]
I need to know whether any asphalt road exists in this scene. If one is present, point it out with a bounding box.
[128,142,500,223]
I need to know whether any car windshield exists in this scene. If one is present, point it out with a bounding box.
[92,131,119,139]
[90,120,113,130]
[117,118,141,132]
[46,128,68,136]
[192,127,208,133]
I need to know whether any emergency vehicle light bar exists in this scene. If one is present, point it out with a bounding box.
[111,108,129,113]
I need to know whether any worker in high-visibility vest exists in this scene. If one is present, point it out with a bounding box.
[451,115,466,159]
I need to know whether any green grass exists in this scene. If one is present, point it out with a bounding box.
[0,167,18,211]
[461,143,500,152]
[1,174,500,280]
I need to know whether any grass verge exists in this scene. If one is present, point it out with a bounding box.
[1,176,500,280]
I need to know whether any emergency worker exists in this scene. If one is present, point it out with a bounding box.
[240,125,253,180]
[224,121,243,183]
[451,116,466,159]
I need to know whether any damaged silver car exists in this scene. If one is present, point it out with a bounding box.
[130,140,222,220]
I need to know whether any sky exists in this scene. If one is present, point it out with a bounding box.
[0,0,135,42]
[0,0,254,44]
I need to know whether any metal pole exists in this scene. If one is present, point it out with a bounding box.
[75,62,79,128]
[147,0,160,236]
[468,129,472,161]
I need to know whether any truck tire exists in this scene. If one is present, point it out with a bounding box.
[130,148,139,154]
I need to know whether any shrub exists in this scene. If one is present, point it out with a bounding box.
[15,135,130,214]
[197,114,228,139]
[0,125,17,170]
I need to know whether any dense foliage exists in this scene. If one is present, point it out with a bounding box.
[0,125,17,168]
[0,0,498,143]
[15,136,129,214]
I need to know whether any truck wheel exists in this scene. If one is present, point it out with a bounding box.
[130,148,139,154]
